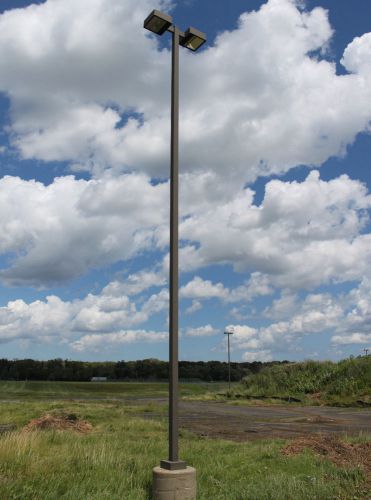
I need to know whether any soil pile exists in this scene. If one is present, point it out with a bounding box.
[24,411,92,433]
[282,434,371,476]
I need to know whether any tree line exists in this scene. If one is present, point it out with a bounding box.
[0,358,288,382]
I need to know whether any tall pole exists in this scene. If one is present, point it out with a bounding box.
[160,25,185,471]
[144,11,206,479]
[144,12,206,496]
[169,26,180,465]
[224,329,233,390]
[227,332,231,390]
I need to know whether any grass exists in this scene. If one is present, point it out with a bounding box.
[0,380,228,401]
[0,381,370,499]
[229,357,371,407]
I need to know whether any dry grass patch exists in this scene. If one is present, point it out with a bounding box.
[23,410,92,434]
[282,434,371,477]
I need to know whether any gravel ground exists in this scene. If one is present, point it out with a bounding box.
[137,399,371,441]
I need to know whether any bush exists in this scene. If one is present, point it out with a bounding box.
[239,356,371,404]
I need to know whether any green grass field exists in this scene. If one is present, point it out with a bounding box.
[0,380,230,401]
[0,381,370,499]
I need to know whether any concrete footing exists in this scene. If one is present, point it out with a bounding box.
[152,466,196,500]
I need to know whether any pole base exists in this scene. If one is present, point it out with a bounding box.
[153,465,196,500]
[160,459,187,471]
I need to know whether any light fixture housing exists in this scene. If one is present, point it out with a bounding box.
[181,27,207,51]
[224,328,234,335]
[143,10,173,35]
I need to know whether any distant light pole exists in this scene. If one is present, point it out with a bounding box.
[224,328,234,390]
[143,9,206,496]
[364,348,369,356]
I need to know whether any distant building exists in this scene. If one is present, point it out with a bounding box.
[90,377,108,382]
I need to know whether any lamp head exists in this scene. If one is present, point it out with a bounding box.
[144,10,173,35]
[181,27,207,51]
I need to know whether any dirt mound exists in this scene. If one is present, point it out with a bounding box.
[24,411,92,433]
[282,434,371,475]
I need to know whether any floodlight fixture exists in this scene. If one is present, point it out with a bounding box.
[180,27,207,51]
[143,9,173,35]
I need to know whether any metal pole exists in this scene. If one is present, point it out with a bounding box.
[159,22,186,473]
[228,333,231,390]
[168,26,182,467]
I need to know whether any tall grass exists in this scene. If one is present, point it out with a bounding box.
[237,356,371,405]
[0,400,368,499]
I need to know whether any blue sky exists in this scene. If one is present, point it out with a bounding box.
[0,0,371,362]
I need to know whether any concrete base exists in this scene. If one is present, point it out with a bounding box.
[152,466,196,500]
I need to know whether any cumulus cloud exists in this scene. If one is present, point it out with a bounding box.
[180,276,227,300]
[185,300,202,315]
[0,0,371,360]
[180,171,371,289]
[0,282,169,348]
[180,273,273,304]
[242,350,273,362]
[1,0,371,180]
[342,32,371,75]
[0,169,369,290]
[0,0,370,292]
[228,278,371,357]
[331,278,371,345]
[331,333,371,345]
[0,173,168,285]
[0,0,172,175]
[0,295,71,344]
[184,324,217,337]
[71,330,167,352]
[225,291,343,358]
[102,270,167,297]
[264,290,298,320]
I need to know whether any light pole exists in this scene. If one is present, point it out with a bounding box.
[144,9,206,499]
[224,328,234,390]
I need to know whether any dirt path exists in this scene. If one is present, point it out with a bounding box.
[139,399,371,441]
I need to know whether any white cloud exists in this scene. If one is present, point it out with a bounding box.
[0,295,71,343]
[102,270,166,297]
[72,294,146,333]
[0,173,168,285]
[185,300,202,315]
[228,307,248,322]
[264,290,298,320]
[0,0,172,175]
[180,273,273,303]
[180,276,227,300]
[1,0,371,180]
[0,282,169,347]
[141,289,169,317]
[242,350,273,362]
[331,333,371,346]
[71,330,167,352]
[180,171,371,289]
[185,324,217,337]
[0,1,370,363]
[330,278,371,345]
[0,169,369,292]
[228,274,274,302]
[227,291,343,356]
[342,32,371,75]
[231,277,371,355]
